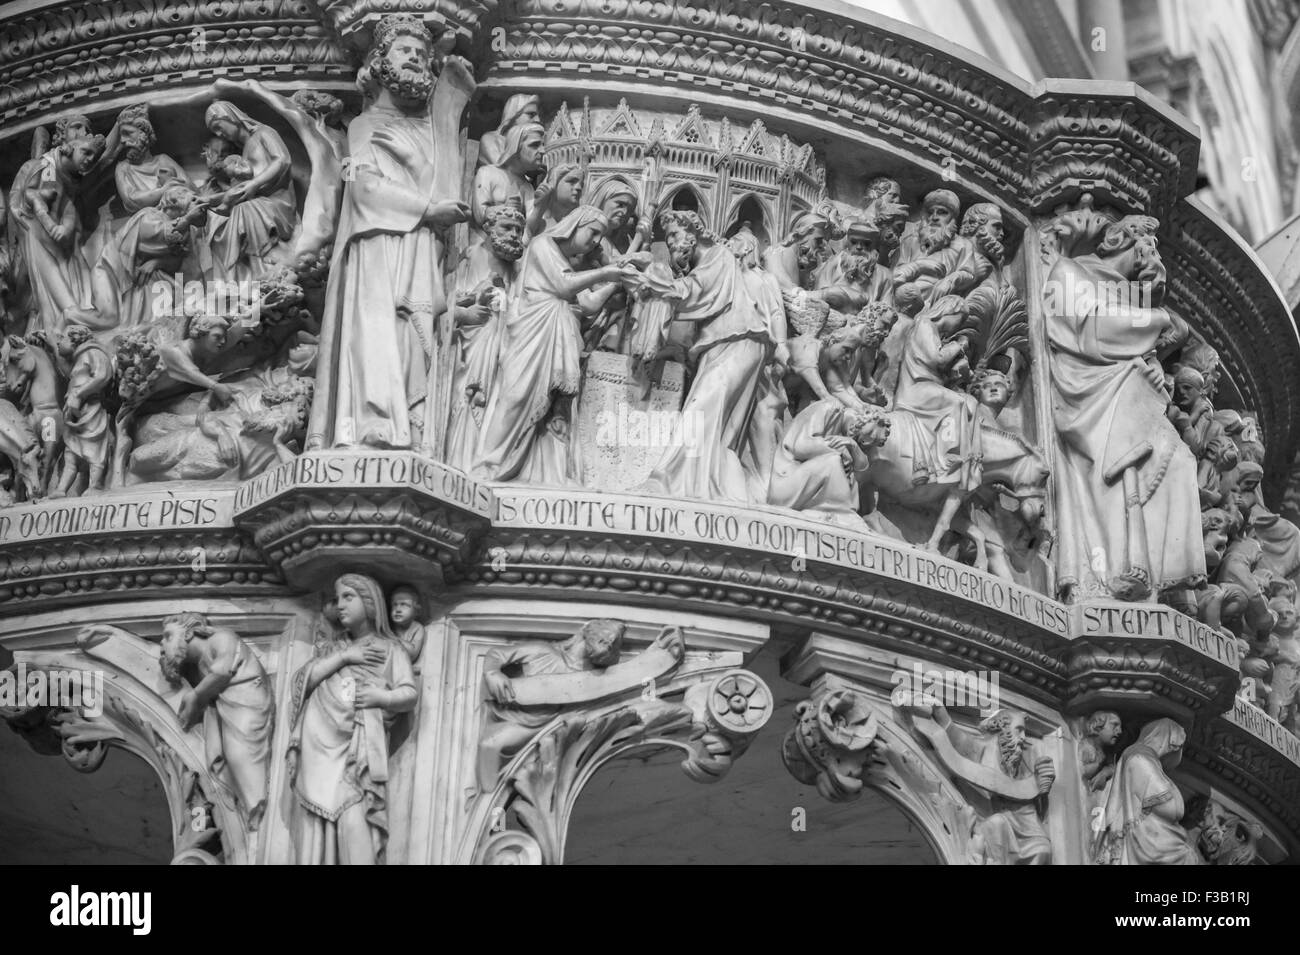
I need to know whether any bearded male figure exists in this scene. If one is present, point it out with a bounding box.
[445,198,527,469]
[113,106,192,213]
[893,189,978,317]
[307,14,474,451]
[812,218,893,312]
[916,703,1055,864]
[1047,213,1204,601]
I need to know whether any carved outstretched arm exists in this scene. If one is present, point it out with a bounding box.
[240,130,291,200]
[930,703,985,762]
[190,629,240,709]
[158,342,224,395]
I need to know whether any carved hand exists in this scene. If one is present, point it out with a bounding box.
[177,690,202,731]
[485,669,515,704]
[209,383,235,407]
[224,183,255,206]
[424,198,471,228]
[49,223,71,246]
[353,683,386,708]
[342,643,387,667]
[440,55,477,98]
[620,251,653,270]
[458,303,491,327]
[654,625,685,659]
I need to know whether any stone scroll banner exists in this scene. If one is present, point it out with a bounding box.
[508,643,680,707]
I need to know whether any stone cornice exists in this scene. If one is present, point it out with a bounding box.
[0,486,282,609]
[0,463,1292,845]
[1184,700,1300,858]
[0,0,353,134]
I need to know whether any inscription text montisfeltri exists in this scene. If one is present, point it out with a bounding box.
[494,491,1071,636]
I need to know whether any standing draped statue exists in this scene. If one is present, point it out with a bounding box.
[641,211,786,503]
[288,574,417,865]
[1046,211,1205,602]
[305,14,474,451]
[1094,718,1201,865]
[473,205,645,484]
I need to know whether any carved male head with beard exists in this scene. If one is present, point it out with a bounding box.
[362,13,440,107]
[918,189,961,254]
[979,708,1029,776]
[117,108,156,165]
[1099,214,1165,306]
[159,611,212,685]
[661,209,708,276]
[960,202,1006,266]
[841,220,881,286]
[484,198,526,263]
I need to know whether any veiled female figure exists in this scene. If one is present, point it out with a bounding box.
[287,574,417,865]
[477,93,541,168]
[472,205,644,485]
[471,122,543,236]
[1094,718,1202,865]
[204,100,297,282]
[527,162,584,235]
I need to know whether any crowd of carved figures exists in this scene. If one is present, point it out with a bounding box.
[0,12,1054,589]
[0,12,1292,865]
[1030,197,1300,735]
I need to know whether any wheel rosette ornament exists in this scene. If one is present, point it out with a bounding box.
[707,671,773,734]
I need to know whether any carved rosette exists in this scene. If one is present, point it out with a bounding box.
[782,685,880,801]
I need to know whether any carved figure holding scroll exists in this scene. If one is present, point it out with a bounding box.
[306,13,474,452]
[476,621,684,791]
[911,703,1055,864]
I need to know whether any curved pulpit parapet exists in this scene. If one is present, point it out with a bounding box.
[1,0,1300,867]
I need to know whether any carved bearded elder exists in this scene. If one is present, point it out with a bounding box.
[306,14,474,452]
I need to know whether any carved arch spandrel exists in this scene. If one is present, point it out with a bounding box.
[460,665,773,865]
[781,673,976,865]
[7,649,245,865]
